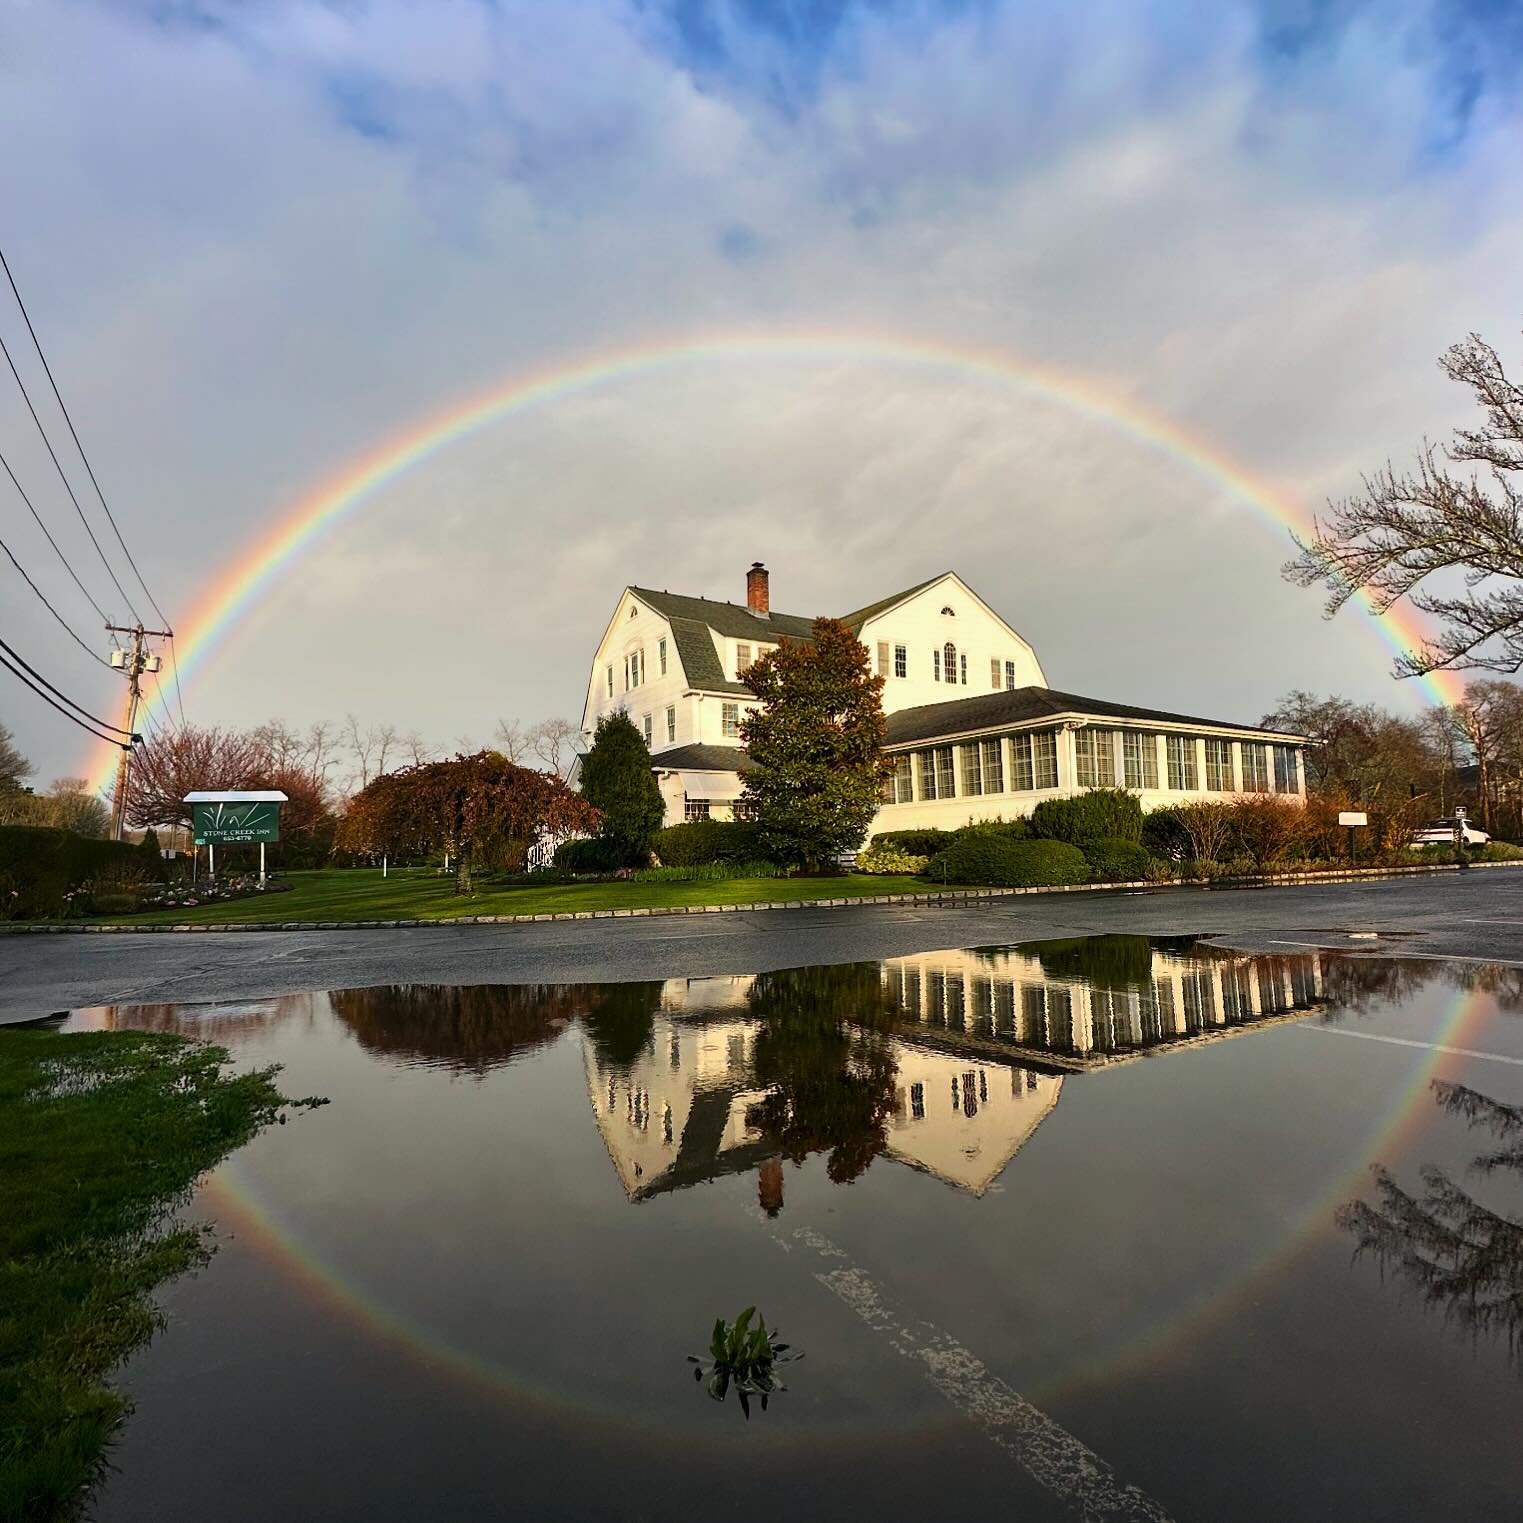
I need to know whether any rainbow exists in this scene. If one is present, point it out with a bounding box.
[88,330,1460,791]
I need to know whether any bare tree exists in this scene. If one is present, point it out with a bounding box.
[0,721,32,791]
[344,712,379,790]
[403,730,434,766]
[374,723,397,778]
[305,721,339,784]
[493,718,529,763]
[251,718,304,771]
[1286,323,1523,677]
[45,777,110,837]
[528,717,581,778]
[1445,680,1523,831]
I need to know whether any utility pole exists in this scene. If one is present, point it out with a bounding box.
[106,623,171,841]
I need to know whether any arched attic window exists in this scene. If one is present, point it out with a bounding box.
[943,641,957,683]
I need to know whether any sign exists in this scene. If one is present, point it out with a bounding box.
[1338,811,1368,827]
[193,799,281,845]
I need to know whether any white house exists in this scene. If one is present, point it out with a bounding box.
[580,563,1308,831]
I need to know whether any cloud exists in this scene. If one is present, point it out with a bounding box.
[0,0,1520,782]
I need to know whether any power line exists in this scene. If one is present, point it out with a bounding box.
[0,444,110,624]
[0,246,171,631]
[167,633,188,727]
[0,646,131,749]
[0,633,133,735]
[0,325,140,623]
[0,529,110,668]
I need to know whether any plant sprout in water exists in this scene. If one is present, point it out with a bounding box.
[687,1307,801,1417]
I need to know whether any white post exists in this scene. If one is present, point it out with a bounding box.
[259,840,266,888]
[209,842,216,880]
[383,854,388,878]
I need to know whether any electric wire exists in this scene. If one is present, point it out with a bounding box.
[0,444,111,624]
[0,647,130,749]
[0,246,171,631]
[0,633,133,734]
[0,530,110,668]
[0,326,140,623]
[166,633,187,727]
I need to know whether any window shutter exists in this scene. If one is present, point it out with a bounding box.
[877,641,890,676]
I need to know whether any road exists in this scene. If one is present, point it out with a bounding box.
[5,871,1523,1024]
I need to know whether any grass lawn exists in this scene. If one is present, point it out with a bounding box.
[86,867,965,926]
[0,1028,297,1522]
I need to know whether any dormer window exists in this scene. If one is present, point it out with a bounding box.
[736,641,752,677]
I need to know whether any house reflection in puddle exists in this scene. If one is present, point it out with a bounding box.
[585,941,1327,1205]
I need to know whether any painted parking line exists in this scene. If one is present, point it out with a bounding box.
[1297,1023,1523,1067]
[770,1221,1174,1523]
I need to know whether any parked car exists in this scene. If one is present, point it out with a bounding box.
[1410,818,1490,847]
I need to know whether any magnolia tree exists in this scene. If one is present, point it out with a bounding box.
[740,617,891,871]
[338,751,598,893]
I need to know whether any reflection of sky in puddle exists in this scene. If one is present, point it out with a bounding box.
[63,939,1523,1523]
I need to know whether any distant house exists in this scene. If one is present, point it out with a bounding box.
[581,563,1308,830]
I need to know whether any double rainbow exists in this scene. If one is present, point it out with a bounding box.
[89,330,1460,791]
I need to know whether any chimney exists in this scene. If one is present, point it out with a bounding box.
[746,561,770,616]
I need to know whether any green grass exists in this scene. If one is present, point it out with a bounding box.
[0,1029,295,1522]
[76,867,965,926]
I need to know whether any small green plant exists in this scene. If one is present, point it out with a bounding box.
[687,1307,800,1417]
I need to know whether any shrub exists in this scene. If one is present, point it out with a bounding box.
[579,712,665,862]
[1225,795,1310,867]
[869,828,956,858]
[0,825,167,919]
[855,843,930,875]
[927,835,1088,888]
[1476,840,1523,862]
[629,860,785,882]
[652,819,767,866]
[1029,788,1143,846]
[1083,836,1153,883]
[1141,806,1191,860]
[553,837,627,873]
[952,817,1030,842]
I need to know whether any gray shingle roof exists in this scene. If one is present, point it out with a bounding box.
[884,687,1306,748]
[648,743,756,774]
[840,573,948,633]
[630,587,816,643]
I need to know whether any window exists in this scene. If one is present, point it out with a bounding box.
[1166,735,1198,791]
[892,754,913,803]
[1075,728,1116,788]
[721,702,741,739]
[960,653,967,685]
[606,665,614,699]
[1005,660,1016,690]
[981,737,1004,794]
[642,713,652,746]
[629,605,638,618]
[1274,745,1300,795]
[893,644,907,679]
[659,638,667,676]
[960,743,983,796]
[1123,731,1159,790]
[732,800,759,822]
[932,649,941,681]
[1241,742,1270,792]
[943,642,957,683]
[936,745,955,798]
[735,642,751,676]
[684,799,710,821]
[627,650,641,689]
[1011,730,1058,790]
[916,749,939,801]
[665,706,676,744]
[1204,737,1233,791]
[991,658,1001,689]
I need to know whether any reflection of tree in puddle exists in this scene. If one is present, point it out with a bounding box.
[329,984,595,1074]
[744,964,899,1184]
[580,982,663,1071]
[1339,1080,1523,1362]
[1319,958,1523,1016]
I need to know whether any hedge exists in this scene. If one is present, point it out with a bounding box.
[1083,836,1153,882]
[652,819,767,866]
[1029,788,1143,846]
[0,825,166,919]
[869,827,956,858]
[553,837,629,873]
[926,835,1089,888]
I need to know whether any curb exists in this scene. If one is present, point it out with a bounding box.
[3,858,1520,934]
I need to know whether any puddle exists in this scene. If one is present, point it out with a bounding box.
[54,936,1523,1523]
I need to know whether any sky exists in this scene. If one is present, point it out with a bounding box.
[1,0,1521,787]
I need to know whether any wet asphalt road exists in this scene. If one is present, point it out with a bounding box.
[6,870,1523,1024]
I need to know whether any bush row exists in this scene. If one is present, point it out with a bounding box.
[0,825,167,919]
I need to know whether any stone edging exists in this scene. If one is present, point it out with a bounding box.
[2,857,1520,934]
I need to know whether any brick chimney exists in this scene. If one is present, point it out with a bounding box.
[746,561,770,615]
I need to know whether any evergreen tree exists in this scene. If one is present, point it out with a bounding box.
[578,712,665,865]
[740,617,889,871]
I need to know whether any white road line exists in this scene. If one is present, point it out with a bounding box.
[772,1222,1174,1523]
[1297,1024,1523,1067]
